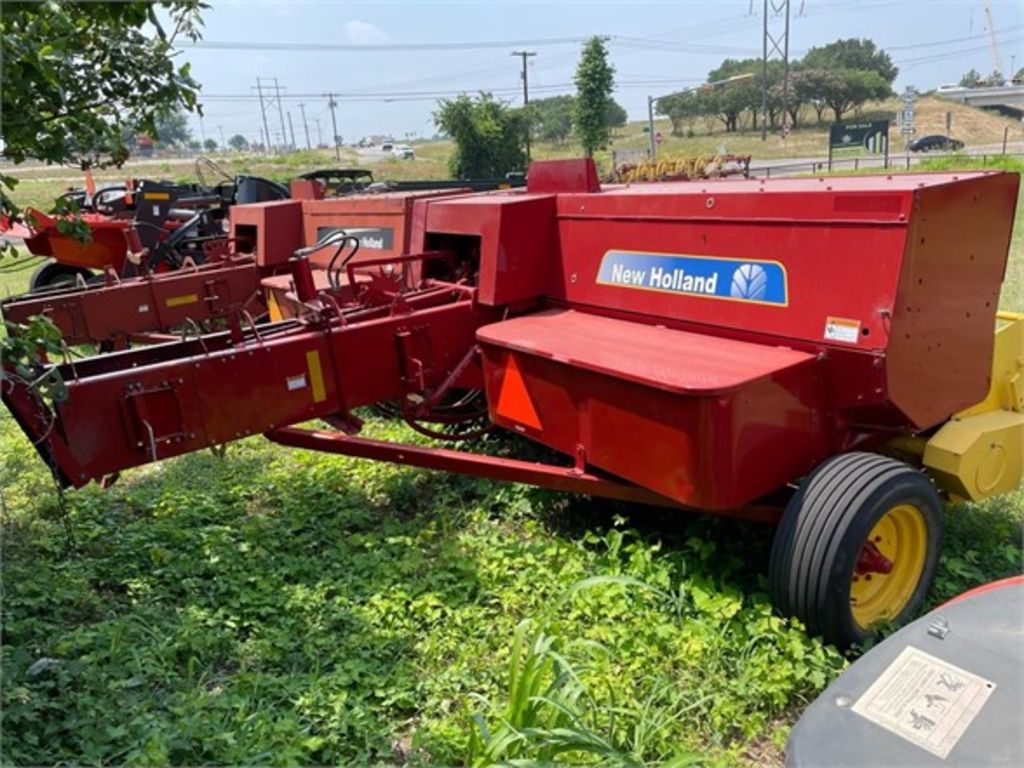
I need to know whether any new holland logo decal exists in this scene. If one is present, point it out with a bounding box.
[596,251,788,306]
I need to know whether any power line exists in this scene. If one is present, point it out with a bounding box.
[184,36,588,52]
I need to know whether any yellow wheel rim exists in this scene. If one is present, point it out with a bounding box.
[849,503,928,629]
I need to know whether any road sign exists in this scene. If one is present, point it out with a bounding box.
[829,120,890,155]
[655,131,663,145]
[900,86,916,138]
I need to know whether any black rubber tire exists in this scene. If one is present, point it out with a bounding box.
[29,259,94,292]
[769,452,943,649]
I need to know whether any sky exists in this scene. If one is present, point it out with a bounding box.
[176,0,1024,147]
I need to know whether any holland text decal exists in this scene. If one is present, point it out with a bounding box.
[596,251,788,306]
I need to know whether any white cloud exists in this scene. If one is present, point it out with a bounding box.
[345,20,390,45]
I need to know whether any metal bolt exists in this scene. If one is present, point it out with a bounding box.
[928,617,950,640]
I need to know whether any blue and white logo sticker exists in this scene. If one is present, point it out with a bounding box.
[596,251,787,306]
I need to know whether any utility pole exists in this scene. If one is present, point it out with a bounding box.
[217,125,226,149]
[647,95,657,160]
[298,102,312,149]
[511,50,536,162]
[254,79,272,153]
[273,78,288,151]
[761,0,793,141]
[287,112,297,151]
[325,93,341,161]
[315,117,323,147]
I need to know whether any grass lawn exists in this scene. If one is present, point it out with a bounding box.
[1,156,1022,766]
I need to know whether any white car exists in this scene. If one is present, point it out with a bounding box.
[394,145,415,159]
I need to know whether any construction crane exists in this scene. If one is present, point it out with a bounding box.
[983,0,1006,78]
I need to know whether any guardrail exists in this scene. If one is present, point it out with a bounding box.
[752,149,1024,178]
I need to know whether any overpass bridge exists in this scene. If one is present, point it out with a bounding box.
[936,85,1024,117]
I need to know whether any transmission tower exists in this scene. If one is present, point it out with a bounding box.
[761,0,793,141]
[252,77,287,152]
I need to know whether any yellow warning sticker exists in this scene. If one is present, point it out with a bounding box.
[305,350,326,403]
[165,293,199,308]
[824,316,860,344]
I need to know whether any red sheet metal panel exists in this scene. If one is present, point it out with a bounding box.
[1,258,264,346]
[885,172,1020,426]
[478,308,816,394]
[301,190,460,268]
[478,309,829,508]
[418,192,556,306]
[230,199,304,268]
[543,171,1016,430]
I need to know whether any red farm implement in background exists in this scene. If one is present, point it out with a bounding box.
[3,159,1021,648]
[1,168,521,347]
[4,165,291,292]
[1,187,467,347]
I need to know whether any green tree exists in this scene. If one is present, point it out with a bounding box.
[228,134,249,151]
[706,59,765,132]
[0,1,204,180]
[1014,67,1024,84]
[154,109,193,147]
[810,68,891,122]
[203,138,219,153]
[434,93,526,178]
[605,99,628,129]
[959,68,983,87]
[802,38,898,84]
[981,70,1006,87]
[530,95,575,143]
[656,91,702,136]
[573,36,616,156]
[792,69,835,124]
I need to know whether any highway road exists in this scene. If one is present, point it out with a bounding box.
[3,141,1021,185]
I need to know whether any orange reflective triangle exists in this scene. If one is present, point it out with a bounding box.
[496,354,542,430]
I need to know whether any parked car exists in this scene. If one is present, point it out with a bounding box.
[394,145,415,159]
[908,134,965,152]
[380,142,393,153]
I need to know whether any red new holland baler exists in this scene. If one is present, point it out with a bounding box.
[4,160,1022,647]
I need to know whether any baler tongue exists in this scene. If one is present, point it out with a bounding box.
[2,320,338,488]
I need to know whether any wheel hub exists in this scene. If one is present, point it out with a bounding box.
[855,540,894,576]
[849,503,928,629]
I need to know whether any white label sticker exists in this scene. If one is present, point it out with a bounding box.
[824,316,861,344]
[286,374,307,391]
[851,646,995,758]
[152,205,161,216]
[138,304,149,313]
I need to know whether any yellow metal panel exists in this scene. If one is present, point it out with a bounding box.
[959,312,1023,417]
[923,410,1024,501]
[142,192,171,200]
[305,350,327,403]
[165,293,199,308]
